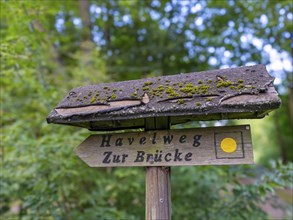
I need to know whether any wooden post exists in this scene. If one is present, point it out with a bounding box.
[145,117,171,220]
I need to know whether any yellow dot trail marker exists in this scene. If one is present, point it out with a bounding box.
[221,138,237,153]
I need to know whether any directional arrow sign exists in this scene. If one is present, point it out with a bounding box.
[75,125,253,167]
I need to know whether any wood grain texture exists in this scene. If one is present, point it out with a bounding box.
[146,166,171,220]
[75,125,254,167]
[47,65,281,130]
[145,117,171,220]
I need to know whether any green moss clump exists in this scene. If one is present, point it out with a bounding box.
[143,81,153,86]
[198,84,210,94]
[103,86,108,90]
[206,97,213,102]
[110,94,117,99]
[196,102,201,106]
[177,99,185,104]
[230,85,237,90]
[142,86,150,91]
[112,88,118,92]
[131,92,137,98]
[208,79,213,83]
[180,83,194,94]
[237,84,244,89]
[151,88,161,97]
[216,80,232,88]
[251,86,256,89]
[166,86,179,98]
[179,83,183,87]
[198,80,203,84]
[157,85,164,91]
[90,96,96,103]
[238,79,244,83]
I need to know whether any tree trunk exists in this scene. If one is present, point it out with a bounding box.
[78,0,93,42]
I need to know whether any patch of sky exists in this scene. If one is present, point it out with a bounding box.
[122,14,132,25]
[107,50,112,56]
[279,8,286,15]
[278,15,285,23]
[222,28,233,38]
[72,18,82,29]
[214,121,227,126]
[191,3,202,14]
[180,0,190,7]
[224,38,230,44]
[195,17,203,26]
[147,56,153,62]
[228,0,235,6]
[184,42,193,50]
[188,47,195,58]
[95,5,102,14]
[283,32,290,39]
[150,10,160,20]
[245,61,257,66]
[208,57,217,66]
[151,0,161,7]
[185,30,195,41]
[181,6,189,16]
[265,28,270,35]
[260,14,268,27]
[114,15,123,27]
[199,54,206,62]
[224,51,232,58]
[220,64,230,69]
[92,26,105,46]
[240,55,246,62]
[164,3,172,13]
[89,4,96,14]
[219,9,226,15]
[252,38,263,50]
[178,23,184,29]
[175,28,182,34]
[137,36,144,42]
[207,47,215,53]
[238,25,244,33]
[228,21,235,28]
[55,12,65,33]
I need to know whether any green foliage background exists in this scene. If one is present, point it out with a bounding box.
[1,0,292,219]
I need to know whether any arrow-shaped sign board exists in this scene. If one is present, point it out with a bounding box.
[75,125,253,167]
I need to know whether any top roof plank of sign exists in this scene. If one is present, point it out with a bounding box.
[47,65,281,131]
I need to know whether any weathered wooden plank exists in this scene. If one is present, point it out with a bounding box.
[146,166,171,220]
[47,65,281,130]
[145,117,171,220]
[75,125,253,167]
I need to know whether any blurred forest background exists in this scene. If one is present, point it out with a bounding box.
[1,0,292,219]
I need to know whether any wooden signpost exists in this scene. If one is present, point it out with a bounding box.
[76,125,253,167]
[47,65,281,220]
